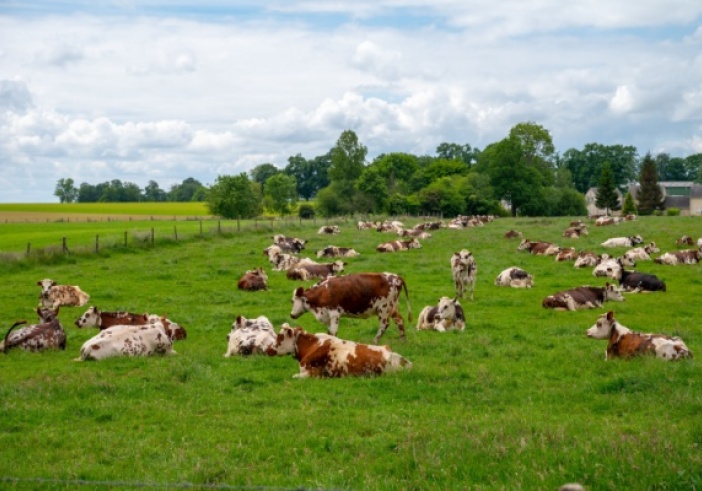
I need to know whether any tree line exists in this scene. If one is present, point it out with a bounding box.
[55,122,702,218]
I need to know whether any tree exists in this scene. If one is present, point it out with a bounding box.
[435,142,478,166]
[77,182,100,202]
[508,122,555,184]
[355,166,389,213]
[263,173,298,216]
[54,178,78,203]
[655,153,688,181]
[595,163,620,215]
[636,153,665,215]
[328,130,367,184]
[284,153,331,200]
[622,191,637,215]
[685,153,702,182]
[206,173,262,219]
[562,143,638,193]
[168,177,205,202]
[250,164,280,191]
[370,152,419,194]
[143,180,167,202]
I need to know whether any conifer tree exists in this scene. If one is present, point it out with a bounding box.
[595,163,620,215]
[621,191,637,215]
[636,153,665,215]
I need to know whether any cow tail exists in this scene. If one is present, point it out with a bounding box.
[402,279,412,322]
[2,320,27,353]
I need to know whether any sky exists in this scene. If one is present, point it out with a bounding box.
[1,1,702,203]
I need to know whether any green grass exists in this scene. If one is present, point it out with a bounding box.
[0,216,701,490]
[0,202,210,216]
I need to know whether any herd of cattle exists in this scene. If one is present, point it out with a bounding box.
[2,215,697,375]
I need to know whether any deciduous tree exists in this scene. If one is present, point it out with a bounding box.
[263,173,297,216]
[206,173,262,219]
[54,178,78,203]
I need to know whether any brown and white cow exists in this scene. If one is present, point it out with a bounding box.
[286,260,346,280]
[555,247,578,262]
[37,279,90,309]
[494,267,534,288]
[654,249,701,265]
[318,225,340,235]
[316,246,361,258]
[224,315,276,357]
[357,220,380,230]
[504,229,523,239]
[74,306,149,330]
[451,249,477,300]
[416,297,466,331]
[562,226,588,238]
[237,267,268,291]
[592,256,635,278]
[376,220,404,233]
[376,238,421,252]
[570,220,585,227]
[595,216,615,226]
[542,283,625,311]
[586,311,692,361]
[624,242,659,261]
[601,235,643,248]
[272,234,307,252]
[1,307,65,353]
[290,272,411,343]
[517,239,560,255]
[266,324,412,378]
[574,251,598,268]
[675,235,694,246]
[413,221,443,231]
[397,228,431,239]
[75,315,187,361]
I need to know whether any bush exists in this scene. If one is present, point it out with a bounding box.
[667,207,680,216]
[298,203,315,219]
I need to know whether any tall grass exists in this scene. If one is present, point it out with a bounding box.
[0,216,700,490]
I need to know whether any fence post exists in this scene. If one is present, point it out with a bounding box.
[95,235,99,253]
[26,243,31,256]
[62,237,68,253]
[218,220,221,235]
[124,231,128,247]
[199,220,203,237]
[151,228,155,246]
[174,225,178,241]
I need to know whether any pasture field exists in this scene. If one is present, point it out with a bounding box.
[0,216,700,490]
[0,202,211,221]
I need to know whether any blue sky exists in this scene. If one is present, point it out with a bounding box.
[1,1,702,202]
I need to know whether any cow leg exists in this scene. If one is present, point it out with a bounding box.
[327,313,340,337]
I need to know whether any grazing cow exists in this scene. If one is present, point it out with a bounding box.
[517,239,560,255]
[1,307,65,353]
[416,297,466,331]
[601,235,643,248]
[37,279,90,309]
[75,306,149,330]
[624,242,659,261]
[224,315,276,357]
[237,267,268,291]
[316,246,361,258]
[272,235,306,252]
[290,272,411,343]
[318,225,340,235]
[555,247,578,262]
[504,229,523,239]
[542,283,625,310]
[376,238,421,252]
[397,228,431,239]
[574,251,598,268]
[675,235,694,246]
[595,216,615,226]
[494,267,534,288]
[266,324,412,378]
[616,269,666,292]
[75,316,187,361]
[286,260,345,280]
[586,311,691,361]
[451,249,477,301]
[655,250,701,265]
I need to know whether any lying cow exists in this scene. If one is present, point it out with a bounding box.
[397,228,431,239]
[76,316,186,361]
[574,251,598,268]
[413,221,443,231]
[37,279,90,309]
[75,306,149,330]
[494,267,534,288]
[376,220,404,233]
[451,249,477,300]
[592,256,635,278]
[357,220,380,230]
[416,297,466,331]
[595,216,615,226]
[504,229,523,239]
[616,269,666,292]
[272,234,306,252]
[601,235,643,248]
[675,235,694,246]
[266,324,412,378]
[376,238,421,252]
[517,239,560,255]
[316,246,360,258]
[1,307,65,353]
[224,315,276,357]
[542,283,625,311]
[555,247,578,262]
[586,311,691,361]
[318,225,340,235]
[237,267,268,291]
[624,242,659,261]
[286,260,345,280]
[563,226,588,238]
[654,250,701,265]
[290,272,411,343]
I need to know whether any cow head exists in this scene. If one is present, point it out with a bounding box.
[37,306,59,323]
[517,239,531,251]
[408,238,422,249]
[75,306,101,328]
[619,255,635,268]
[646,242,660,253]
[436,297,460,322]
[317,246,332,258]
[290,287,309,319]
[631,235,644,245]
[266,323,300,356]
[37,279,57,299]
[604,283,625,303]
[332,260,346,274]
[586,311,617,339]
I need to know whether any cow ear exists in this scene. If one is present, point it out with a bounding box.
[36,281,41,286]
[294,286,304,297]
[606,311,614,320]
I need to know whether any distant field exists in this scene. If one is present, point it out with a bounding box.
[0,202,212,223]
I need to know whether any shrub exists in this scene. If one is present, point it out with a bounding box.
[667,207,680,216]
[298,203,315,219]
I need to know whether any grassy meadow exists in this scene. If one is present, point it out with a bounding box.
[0,212,701,490]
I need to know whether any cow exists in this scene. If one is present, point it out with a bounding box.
[675,235,694,246]
[272,235,306,252]
[586,311,691,361]
[624,214,637,221]
[555,247,578,262]
[316,246,361,258]
[376,220,404,233]
[698,237,702,249]
[616,269,666,292]
[75,316,187,361]
[416,297,466,331]
[397,228,431,239]
[624,242,659,261]
[237,267,268,291]
[1,307,65,353]
[595,216,615,226]
[286,260,345,280]
[494,267,534,288]
[290,272,411,343]
[654,250,701,265]
[272,253,307,271]
[265,241,300,256]
[413,221,443,231]
[37,279,90,309]
[224,315,276,357]
[265,324,412,378]
[318,225,340,235]
[601,235,643,248]
[592,256,635,278]
[357,220,380,230]
[574,251,598,268]
[451,249,477,301]
[570,220,585,227]
[75,306,150,330]
[542,284,625,311]
[504,229,523,239]
[376,238,421,252]
[517,239,560,255]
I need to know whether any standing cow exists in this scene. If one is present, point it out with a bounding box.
[37,279,90,309]
[290,272,411,343]
[451,249,477,300]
